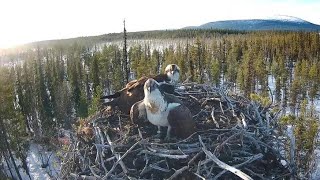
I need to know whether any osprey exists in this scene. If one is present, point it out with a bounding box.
[130,78,195,139]
[101,64,180,114]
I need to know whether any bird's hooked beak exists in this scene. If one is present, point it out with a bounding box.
[145,79,158,93]
[165,64,180,83]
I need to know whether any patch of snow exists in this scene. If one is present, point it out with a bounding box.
[314,98,320,114]
[27,143,61,179]
[2,155,30,180]
[265,15,307,23]
[312,149,320,179]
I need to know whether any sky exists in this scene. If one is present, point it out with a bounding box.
[0,0,319,49]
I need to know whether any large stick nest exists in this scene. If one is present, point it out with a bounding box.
[61,83,291,180]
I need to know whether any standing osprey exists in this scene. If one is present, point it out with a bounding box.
[130,78,195,139]
[101,64,180,114]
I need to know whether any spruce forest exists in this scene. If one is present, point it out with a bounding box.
[1,29,320,179]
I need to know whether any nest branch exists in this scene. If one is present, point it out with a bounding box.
[60,83,292,179]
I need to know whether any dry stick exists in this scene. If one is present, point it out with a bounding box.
[240,113,247,129]
[265,111,270,133]
[140,155,150,175]
[167,166,189,180]
[181,92,217,95]
[199,135,253,180]
[138,128,143,139]
[196,160,201,174]
[94,144,111,148]
[203,146,253,180]
[244,132,283,157]
[193,109,206,119]
[88,159,102,179]
[94,126,108,173]
[243,167,268,180]
[103,139,142,179]
[188,94,199,101]
[193,172,206,180]
[105,134,128,175]
[188,151,203,166]
[140,150,189,159]
[211,107,220,128]
[213,153,263,180]
[220,101,225,114]
[214,132,242,154]
[149,128,235,146]
[70,173,97,180]
[252,102,264,126]
[140,159,168,176]
[149,164,170,172]
[147,146,200,154]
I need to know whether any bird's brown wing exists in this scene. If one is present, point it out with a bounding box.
[125,79,139,88]
[127,76,148,92]
[153,74,170,82]
[167,105,195,138]
[101,78,138,99]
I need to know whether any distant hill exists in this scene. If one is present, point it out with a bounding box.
[184,15,320,31]
[0,29,246,53]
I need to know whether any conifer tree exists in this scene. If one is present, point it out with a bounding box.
[123,19,129,83]
[91,53,100,94]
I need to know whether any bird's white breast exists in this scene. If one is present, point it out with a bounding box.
[144,90,180,127]
[167,72,179,85]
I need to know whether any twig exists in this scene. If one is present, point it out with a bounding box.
[140,155,150,175]
[244,167,268,180]
[139,150,189,159]
[103,140,142,179]
[199,135,253,180]
[240,113,247,129]
[188,151,203,166]
[147,146,200,154]
[211,107,220,128]
[88,159,102,179]
[193,172,206,180]
[189,94,199,101]
[149,164,170,172]
[220,101,225,114]
[214,132,242,154]
[105,134,128,175]
[167,166,188,180]
[213,153,263,180]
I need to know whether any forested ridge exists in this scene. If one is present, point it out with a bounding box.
[1,29,320,178]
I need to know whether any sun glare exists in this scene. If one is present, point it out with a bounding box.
[0,36,24,49]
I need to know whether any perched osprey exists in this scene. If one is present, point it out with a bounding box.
[130,78,195,139]
[101,64,180,114]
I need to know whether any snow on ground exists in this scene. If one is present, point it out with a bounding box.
[27,143,61,180]
[312,149,320,179]
[2,142,61,180]
[265,15,306,23]
[2,155,30,180]
[269,74,320,179]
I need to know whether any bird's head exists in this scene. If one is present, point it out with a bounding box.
[165,64,180,84]
[144,78,166,111]
[144,78,160,95]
